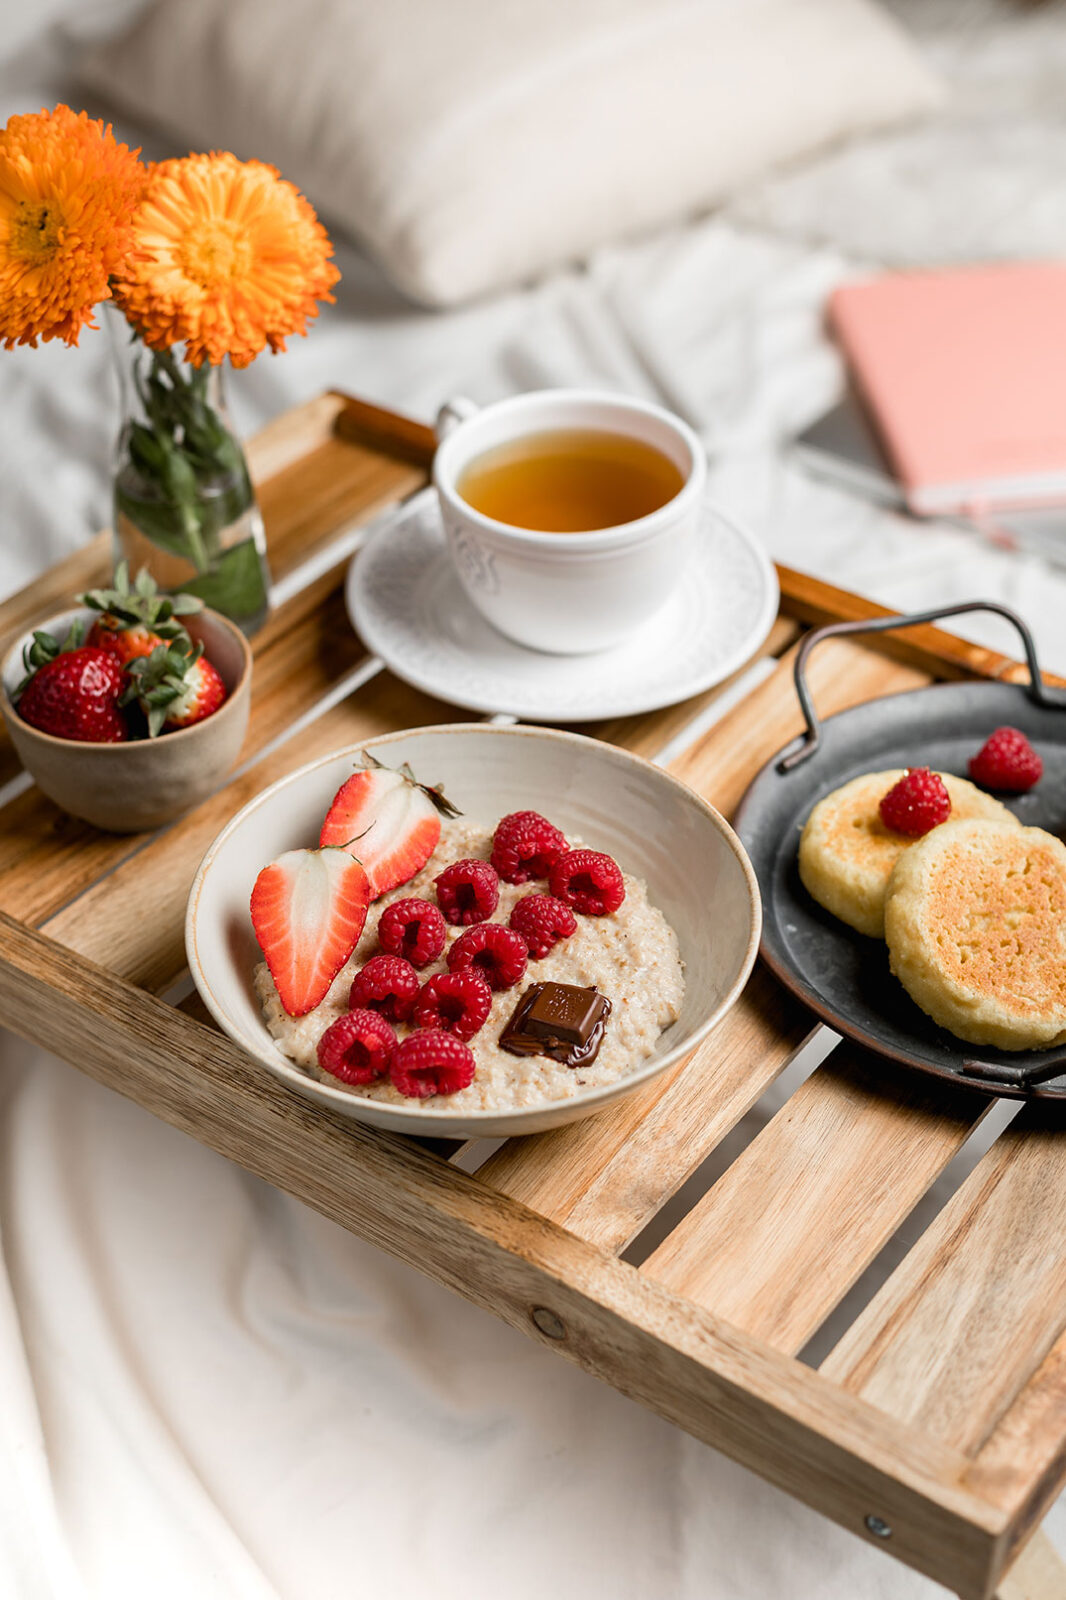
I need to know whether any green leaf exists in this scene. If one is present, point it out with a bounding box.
[128,421,166,476]
[114,345,262,605]
[114,489,193,561]
[177,537,269,623]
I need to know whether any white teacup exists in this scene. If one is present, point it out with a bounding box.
[433,389,706,655]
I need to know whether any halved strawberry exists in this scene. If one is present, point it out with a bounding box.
[319,752,460,899]
[250,847,370,1016]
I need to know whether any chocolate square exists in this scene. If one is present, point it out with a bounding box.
[525,982,604,1046]
[499,982,612,1069]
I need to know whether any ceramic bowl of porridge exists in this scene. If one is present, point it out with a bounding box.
[185,724,761,1137]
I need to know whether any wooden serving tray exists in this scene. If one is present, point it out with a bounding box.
[1,391,1064,1600]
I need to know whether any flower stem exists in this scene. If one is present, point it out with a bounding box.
[116,342,254,575]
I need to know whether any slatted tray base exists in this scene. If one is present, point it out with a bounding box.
[2,391,1065,1600]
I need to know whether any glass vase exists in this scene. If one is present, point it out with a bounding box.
[107,308,271,633]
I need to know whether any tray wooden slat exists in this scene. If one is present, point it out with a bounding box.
[0,907,1009,1599]
[822,1102,1066,1459]
[641,1046,991,1355]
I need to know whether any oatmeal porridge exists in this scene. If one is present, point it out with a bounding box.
[255,817,685,1113]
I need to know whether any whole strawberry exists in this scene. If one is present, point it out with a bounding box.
[163,654,226,729]
[122,638,227,736]
[16,624,128,743]
[80,561,202,670]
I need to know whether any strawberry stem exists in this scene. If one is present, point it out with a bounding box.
[357,749,462,819]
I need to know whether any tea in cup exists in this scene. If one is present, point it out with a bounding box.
[433,390,706,654]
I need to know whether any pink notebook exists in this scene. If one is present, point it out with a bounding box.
[828,264,1066,515]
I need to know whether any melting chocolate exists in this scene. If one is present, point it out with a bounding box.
[499,981,611,1069]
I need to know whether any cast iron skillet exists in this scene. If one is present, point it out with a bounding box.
[733,601,1066,1098]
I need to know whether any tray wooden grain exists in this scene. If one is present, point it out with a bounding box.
[2,389,1065,1600]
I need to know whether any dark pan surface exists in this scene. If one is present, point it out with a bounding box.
[734,679,1066,1098]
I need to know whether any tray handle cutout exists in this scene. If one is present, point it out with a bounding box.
[779,600,1066,774]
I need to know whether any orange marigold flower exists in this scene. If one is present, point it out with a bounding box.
[0,104,145,348]
[113,152,340,368]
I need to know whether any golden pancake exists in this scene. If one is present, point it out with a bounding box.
[798,769,1017,939]
[885,819,1066,1051]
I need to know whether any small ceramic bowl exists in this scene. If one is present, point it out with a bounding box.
[0,605,252,832]
[186,723,762,1138]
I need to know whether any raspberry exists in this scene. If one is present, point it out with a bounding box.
[548,848,626,916]
[509,893,578,958]
[968,727,1043,793]
[390,1029,476,1098]
[348,954,420,1022]
[447,922,528,990]
[434,858,500,925]
[317,1008,397,1085]
[490,811,568,884]
[377,897,447,965]
[878,768,951,836]
[412,970,493,1041]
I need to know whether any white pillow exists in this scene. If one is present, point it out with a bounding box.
[81,0,940,306]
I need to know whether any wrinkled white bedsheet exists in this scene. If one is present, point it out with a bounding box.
[2,4,1066,1596]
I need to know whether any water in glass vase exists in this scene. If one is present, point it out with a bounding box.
[109,313,271,633]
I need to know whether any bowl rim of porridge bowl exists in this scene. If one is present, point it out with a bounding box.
[185,723,762,1137]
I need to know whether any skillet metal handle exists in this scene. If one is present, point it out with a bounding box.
[961,1055,1066,1088]
[778,600,1066,774]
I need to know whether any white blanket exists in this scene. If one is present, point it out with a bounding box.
[2,4,1066,1596]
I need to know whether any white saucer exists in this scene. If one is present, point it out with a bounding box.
[346,488,778,722]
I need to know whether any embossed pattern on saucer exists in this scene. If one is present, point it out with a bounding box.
[346,488,778,722]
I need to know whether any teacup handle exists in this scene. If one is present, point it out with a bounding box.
[435,396,479,442]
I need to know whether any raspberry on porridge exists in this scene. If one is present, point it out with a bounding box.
[255,816,685,1114]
